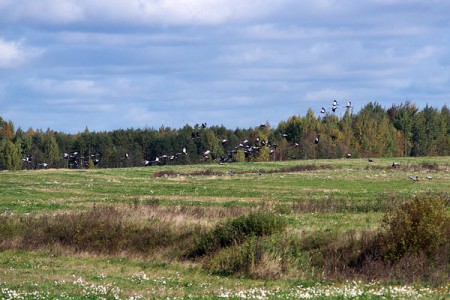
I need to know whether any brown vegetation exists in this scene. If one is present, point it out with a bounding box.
[0,193,448,284]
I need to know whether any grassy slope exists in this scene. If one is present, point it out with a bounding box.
[0,156,449,299]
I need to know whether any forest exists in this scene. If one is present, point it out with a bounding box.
[0,101,449,171]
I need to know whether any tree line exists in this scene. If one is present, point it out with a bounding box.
[0,101,449,171]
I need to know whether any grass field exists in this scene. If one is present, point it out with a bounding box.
[1,157,449,299]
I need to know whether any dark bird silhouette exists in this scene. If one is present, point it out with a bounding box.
[333,99,338,106]
[315,134,320,144]
[392,162,400,168]
[346,153,352,158]
[22,155,32,163]
[320,107,326,114]
[191,132,200,140]
[346,101,352,109]
[368,158,374,162]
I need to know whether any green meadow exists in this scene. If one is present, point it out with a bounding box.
[1,157,449,299]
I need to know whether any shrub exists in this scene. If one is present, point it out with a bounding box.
[187,212,287,257]
[311,193,450,282]
[205,236,265,276]
[378,193,450,263]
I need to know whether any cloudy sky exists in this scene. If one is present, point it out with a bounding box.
[1,0,449,133]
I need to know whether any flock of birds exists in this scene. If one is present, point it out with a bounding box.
[131,101,356,167]
[144,128,281,166]
[320,100,353,115]
[18,100,435,181]
[390,161,433,181]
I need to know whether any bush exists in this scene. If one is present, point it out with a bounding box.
[187,212,287,257]
[378,193,450,263]
[312,193,450,282]
[205,236,265,276]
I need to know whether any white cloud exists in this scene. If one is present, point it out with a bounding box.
[1,0,85,24]
[87,0,280,26]
[0,38,43,68]
[0,0,280,26]
[0,38,26,67]
[25,78,116,98]
[47,98,115,112]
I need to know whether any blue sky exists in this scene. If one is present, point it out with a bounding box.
[1,0,449,133]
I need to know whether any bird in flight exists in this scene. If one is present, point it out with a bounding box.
[315,134,320,144]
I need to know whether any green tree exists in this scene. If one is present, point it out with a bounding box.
[205,130,222,160]
[233,149,246,162]
[0,139,22,170]
[44,133,61,168]
[387,101,418,156]
[412,105,439,156]
[300,109,319,159]
[435,105,450,156]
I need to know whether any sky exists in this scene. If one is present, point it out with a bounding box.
[1,0,449,133]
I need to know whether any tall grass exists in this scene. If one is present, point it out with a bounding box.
[11,206,197,258]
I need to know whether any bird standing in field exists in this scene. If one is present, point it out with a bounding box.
[409,175,419,181]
